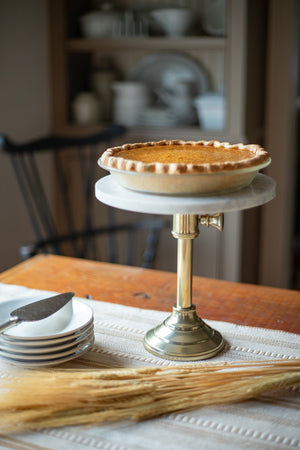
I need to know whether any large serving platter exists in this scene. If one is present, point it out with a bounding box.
[127,52,209,98]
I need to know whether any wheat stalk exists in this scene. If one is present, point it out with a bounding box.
[0,359,299,433]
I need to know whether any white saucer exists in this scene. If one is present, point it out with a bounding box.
[0,326,94,354]
[1,298,93,340]
[0,336,94,367]
[0,334,94,361]
[0,320,93,346]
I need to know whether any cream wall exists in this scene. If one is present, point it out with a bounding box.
[0,0,50,271]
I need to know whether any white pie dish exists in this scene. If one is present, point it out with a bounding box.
[100,158,271,196]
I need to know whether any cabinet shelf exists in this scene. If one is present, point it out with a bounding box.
[66,37,226,53]
[54,123,244,144]
[50,0,255,143]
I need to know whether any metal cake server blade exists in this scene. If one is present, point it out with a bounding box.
[0,292,75,333]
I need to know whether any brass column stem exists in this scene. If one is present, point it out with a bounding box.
[172,214,199,310]
[177,239,193,309]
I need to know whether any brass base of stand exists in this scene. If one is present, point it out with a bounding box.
[144,305,224,361]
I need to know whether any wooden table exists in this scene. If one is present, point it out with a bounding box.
[0,254,299,334]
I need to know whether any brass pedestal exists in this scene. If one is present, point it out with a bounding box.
[96,174,276,361]
[144,213,224,361]
[144,304,223,360]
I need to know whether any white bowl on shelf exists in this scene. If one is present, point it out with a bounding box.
[149,8,194,37]
[79,10,122,38]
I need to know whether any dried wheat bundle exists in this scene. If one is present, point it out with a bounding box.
[0,359,299,433]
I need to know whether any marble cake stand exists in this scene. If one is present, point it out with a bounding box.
[95,173,276,361]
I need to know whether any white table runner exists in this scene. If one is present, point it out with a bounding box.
[0,282,299,450]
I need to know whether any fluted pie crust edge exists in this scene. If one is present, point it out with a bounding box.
[100,140,270,175]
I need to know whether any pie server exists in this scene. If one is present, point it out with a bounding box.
[0,292,75,333]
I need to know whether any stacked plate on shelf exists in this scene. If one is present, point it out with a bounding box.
[0,295,94,367]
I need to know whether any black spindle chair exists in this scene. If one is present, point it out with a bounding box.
[0,125,168,268]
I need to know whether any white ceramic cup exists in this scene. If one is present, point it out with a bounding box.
[112,82,150,126]
[194,94,226,131]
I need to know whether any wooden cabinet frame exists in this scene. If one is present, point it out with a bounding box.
[49,0,288,285]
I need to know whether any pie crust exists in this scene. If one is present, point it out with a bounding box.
[100,140,270,175]
[99,140,271,195]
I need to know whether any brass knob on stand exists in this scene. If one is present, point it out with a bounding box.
[200,213,224,231]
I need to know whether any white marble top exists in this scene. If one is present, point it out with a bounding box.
[95,173,276,215]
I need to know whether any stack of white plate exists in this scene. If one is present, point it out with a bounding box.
[0,295,94,367]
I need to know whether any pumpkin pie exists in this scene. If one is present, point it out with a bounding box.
[99,139,270,195]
